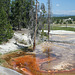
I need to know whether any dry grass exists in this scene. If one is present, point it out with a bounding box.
[40,42,52,53]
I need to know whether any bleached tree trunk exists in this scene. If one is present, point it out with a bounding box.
[48,0,50,41]
[33,0,38,50]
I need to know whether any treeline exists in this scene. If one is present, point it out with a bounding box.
[52,16,75,21]
[11,0,34,29]
[0,0,34,43]
[52,16,75,24]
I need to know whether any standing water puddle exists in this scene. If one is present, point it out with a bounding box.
[1,42,75,75]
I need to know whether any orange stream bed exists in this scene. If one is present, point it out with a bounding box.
[9,55,75,75]
[10,55,55,75]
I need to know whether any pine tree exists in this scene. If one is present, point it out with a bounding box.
[11,1,16,28]
[11,0,34,29]
[0,7,13,43]
[0,0,11,19]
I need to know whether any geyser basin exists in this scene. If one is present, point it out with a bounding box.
[10,54,56,74]
[1,42,75,75]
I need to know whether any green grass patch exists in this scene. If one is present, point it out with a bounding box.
[53,24,75,26]
[52,26,75,31]
[44,24,75,31]
[0,59,5,65]
[0,53,2,56]
[0,53,5,65]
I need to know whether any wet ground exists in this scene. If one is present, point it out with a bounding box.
[0,31,75,75]
[51,33,75,44]
[1,42,75,75]
[35,42,75,70]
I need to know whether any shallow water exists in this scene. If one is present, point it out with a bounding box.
[1,42,75,75]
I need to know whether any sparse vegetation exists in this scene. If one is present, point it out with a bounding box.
[0,59,5,65]
[19,40,27,45]
[0,53,2,56]
[0,53,5,65]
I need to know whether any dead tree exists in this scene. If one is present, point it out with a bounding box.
[33,0,38,50]
[48,0,50,41]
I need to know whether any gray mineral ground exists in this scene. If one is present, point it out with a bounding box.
[0,66,22,75]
